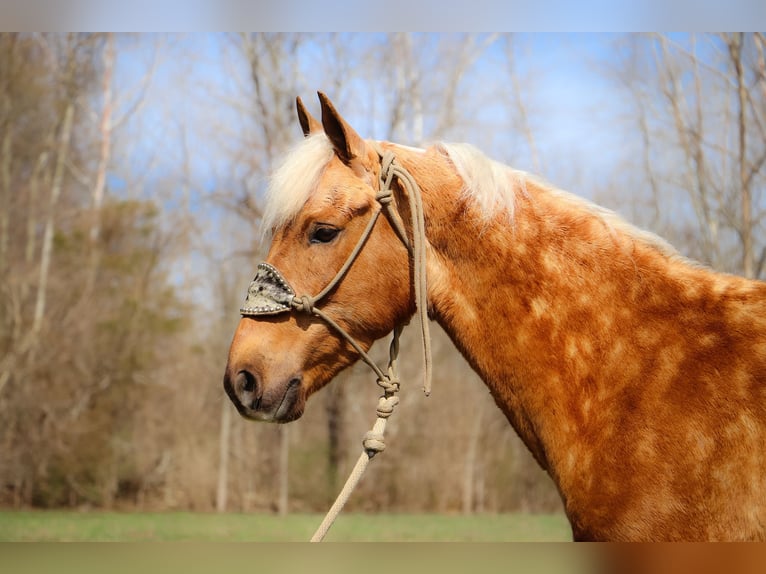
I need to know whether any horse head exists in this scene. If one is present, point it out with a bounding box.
[223,93,416,422]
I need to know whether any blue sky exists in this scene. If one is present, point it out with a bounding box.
[114,34,636,199]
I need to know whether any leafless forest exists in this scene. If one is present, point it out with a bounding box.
[1,33,765,514]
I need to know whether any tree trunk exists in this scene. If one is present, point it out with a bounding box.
[506,35,543,173]
[0,112,10,273]
[730,33,754,278]
[85,32,114,295]
[277,425,289,515]
[25,153,49,265]
[216,397,231,513]
[324,378,345,496]
[462,407,483,514]
[31,101,74,339]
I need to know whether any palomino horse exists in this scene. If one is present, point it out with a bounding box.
[224,92,766,541]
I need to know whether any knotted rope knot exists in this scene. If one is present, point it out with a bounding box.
[375,395,400,419]
[375,189,393,205]
[292,295,315,314]
[379,152,396,189]
[362,431,387,455]
[376,376,400,394]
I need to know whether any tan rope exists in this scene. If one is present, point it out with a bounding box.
[307,206,384,304]
[379,152,433,396]
[310,306,388,383]
[310,326,403,542]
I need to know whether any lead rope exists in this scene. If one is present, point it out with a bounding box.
[309,325,403,542]
[308,148,431,542]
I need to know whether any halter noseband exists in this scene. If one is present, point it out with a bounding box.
[239,149,433,395]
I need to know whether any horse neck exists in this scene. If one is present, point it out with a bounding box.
[398,145,708,471]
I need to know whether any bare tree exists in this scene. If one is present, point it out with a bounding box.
[504,34,543,173]
[612,33,766,277]
[31,47,75,342]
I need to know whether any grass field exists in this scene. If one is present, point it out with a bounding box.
[0,511,571,542]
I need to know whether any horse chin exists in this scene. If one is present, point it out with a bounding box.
[274,405,304,423]
[239,407,305,424]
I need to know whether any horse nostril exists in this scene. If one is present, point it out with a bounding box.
[234,370,263,411]
[288,376,302,389]
[238,370,257,393]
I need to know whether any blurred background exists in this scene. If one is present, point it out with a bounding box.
[1,33,765,527]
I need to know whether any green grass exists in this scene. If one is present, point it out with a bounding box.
[0,511,571,542]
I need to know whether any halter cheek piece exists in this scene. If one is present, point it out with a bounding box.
[239,148,431,392]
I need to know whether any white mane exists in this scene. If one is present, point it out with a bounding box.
[437,142,687,263]
[435,142,521,223]
[261,133,334,236]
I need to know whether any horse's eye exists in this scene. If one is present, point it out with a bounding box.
[309,225,340,244]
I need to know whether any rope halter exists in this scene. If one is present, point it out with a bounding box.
[240,148,432,396]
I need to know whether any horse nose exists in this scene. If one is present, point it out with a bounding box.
[225,369,263,411]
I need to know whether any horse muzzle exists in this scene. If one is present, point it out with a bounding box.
[223,367,305,423]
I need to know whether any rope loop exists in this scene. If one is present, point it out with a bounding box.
[379,152,396,190]
[292,295,315,314]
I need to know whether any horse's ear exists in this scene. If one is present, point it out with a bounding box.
[318,91,366,164]
[296,96,321,137]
